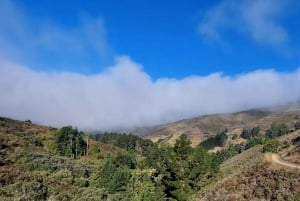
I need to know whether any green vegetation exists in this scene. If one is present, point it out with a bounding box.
[198,130,228,149]
[266,123,289,138]
[92,132,154,155]
[241,126,260,139]
[53,126,87,159]
[146,135,218,200]
[213,144,242,165]
[231,133,238,140]
[0,116,299,201]
[262,140,280,153]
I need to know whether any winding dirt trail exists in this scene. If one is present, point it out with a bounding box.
[270,154,300,169]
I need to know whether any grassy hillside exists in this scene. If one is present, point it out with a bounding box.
[1,113,299,201]
[0,117,123,200]
[142,105,300,146]
[190,131,300,201]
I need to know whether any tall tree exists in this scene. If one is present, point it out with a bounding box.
[174,134,192,160]
[54,126,87,158]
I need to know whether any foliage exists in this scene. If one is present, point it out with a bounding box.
[245,136,270,149]
[241,127,260,139]
[263,140,280,153]
[213,144,242,165]
[22,152,93,178]
[215,131,228,147]
[54,126,87,158]
[266,123,289,138]
[90,153,136,194]
[197,163,300,201]
[24,135,43,146]
[198,137,216,150]
[232,134,238,140]
[93,132,154,155]
[113,152,137,169]
[146,135,219,201]
[174,134,192,159]
[1,117,299,201]
[108,168,131,193]
[198,131,228,149]
[90,144,100,154]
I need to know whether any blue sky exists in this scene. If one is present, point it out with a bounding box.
[4,0,300,78]
[1,0,300,130]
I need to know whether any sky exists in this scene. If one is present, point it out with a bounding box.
[1,0,300,130]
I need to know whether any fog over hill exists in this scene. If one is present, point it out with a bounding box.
[1,58,300,131]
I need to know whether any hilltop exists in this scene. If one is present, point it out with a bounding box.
[141,104,300,146]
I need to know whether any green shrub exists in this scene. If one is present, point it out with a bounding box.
[198,131,228,149]
[241,127,260,139]
[232,134,238,140]
[91,144,100,154]
[263,140,280,153]
[74,177,89,187]
[54,126,87,158]
[266,123,289,138]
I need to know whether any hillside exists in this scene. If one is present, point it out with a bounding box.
[1,114,299,201]
[0,117,123,200]
[191,130,300,201]
[142,104,300,146]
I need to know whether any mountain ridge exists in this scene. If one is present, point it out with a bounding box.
[139,104,300,146]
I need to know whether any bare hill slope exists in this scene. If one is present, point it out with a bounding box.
[141,104,300,146]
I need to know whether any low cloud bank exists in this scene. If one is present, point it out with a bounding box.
[1,56,300,130]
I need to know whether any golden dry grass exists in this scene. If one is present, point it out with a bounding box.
[144,106,300,147]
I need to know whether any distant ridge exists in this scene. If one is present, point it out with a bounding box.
[140,103,300,146]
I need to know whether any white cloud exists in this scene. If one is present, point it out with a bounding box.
[1,57,300,130]
[0,0,113,72]
[1,0,300,131]
[198,0,289,47]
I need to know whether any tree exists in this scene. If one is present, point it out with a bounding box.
[263,140,279,153]
[54,126,86,158]
[266,123,289,138]
[108,168,131,193]
[215,132,228,147]
[241,127,260,139]
[128,172,165,201]
[92,132,154,155]
[114,152,137,169]
[189,147,218,181]
[174,134,192,159]
[198,137,216,150]
[198,131,228,149]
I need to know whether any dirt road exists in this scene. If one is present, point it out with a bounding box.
[270,154,300,169]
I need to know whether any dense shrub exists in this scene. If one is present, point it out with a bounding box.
[198,131,228,149]
[263,140,280,153]
[266,123,289,138]
[93,132,154,155]
[241,127,260,139]
[54,126,87,158]
[23,152,93,177]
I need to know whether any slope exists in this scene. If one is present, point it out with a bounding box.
[142,104,300,146]
[190,130,300,201]
[0,117,123,200]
